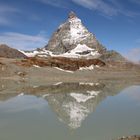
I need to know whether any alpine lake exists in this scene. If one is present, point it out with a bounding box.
[0,78,140,140]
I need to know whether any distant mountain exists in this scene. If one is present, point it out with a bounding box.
[100,50,126,62]
[0,44,26,58]
[0,12,131,71]
[45,11,106,54]
[22,11,126,63]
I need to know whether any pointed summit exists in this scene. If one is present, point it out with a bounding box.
[45,12,106,55]
[68,11,77,19]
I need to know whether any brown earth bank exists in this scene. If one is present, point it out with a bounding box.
[13,57,140,71]
[0,57,140,84]
[14,57,106,71]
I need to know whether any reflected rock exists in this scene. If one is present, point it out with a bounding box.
[0,80,140,129]
[41,83,104,129]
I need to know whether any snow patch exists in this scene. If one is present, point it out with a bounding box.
[21,44,100,59]
[69,17,89,44]
[18,93,24,97]
[20,50,39,57]
[63,102,89,129]
[80,82,95,86]
[53,82,63,86]
[70,93,95,103]
[33,65,40,68]
[42,94,50,98]
[20,49,53,57]
[55,67,74,73]
[71,44,93,53]
[87,91,100,96]
[57,44,100,59]
[79,65,94,70]
[79,82,100,86]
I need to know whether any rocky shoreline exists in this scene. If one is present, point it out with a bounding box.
[0,57,140,84]
[0,57,140,82]
[116,135,140,140]
[0,58,140,140]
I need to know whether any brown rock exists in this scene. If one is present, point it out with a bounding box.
[0,44,27,59]
[15,57,105,71]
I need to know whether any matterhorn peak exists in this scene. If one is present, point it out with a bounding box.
[68,11,77,19]
[68,11,81,23]
[45,12,106,55]
[21,12,125,62]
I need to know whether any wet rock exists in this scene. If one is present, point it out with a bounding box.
[117,135,140,140]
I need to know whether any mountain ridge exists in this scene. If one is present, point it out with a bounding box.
[20,11,127,63]
[45,11,106,54]
[0,44,27,59]
[0,11,135,72]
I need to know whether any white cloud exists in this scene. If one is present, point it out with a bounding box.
[124,48,140,63]
[136,38,140,44]
[0,4,19,25]
[0,32,48,50]
[72,0,117,16]
[71,0,140,17]
[129,0,140,5]
[38,0,68,8]
[0,17,10,25]
[0,5,18,13]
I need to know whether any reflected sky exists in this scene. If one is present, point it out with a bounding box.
[0,82,140,140]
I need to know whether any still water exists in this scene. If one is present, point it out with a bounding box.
[0,81,140,140]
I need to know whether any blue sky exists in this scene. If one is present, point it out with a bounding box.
[0,0,140,62]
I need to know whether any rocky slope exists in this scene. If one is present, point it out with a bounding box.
[45,11,106,54]
[0,12,133,72]
[0,44,26,58]
[22,11,126,63]
[100,50,126,62]
[44,11,126,62]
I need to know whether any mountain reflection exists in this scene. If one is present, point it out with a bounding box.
[40,82,105,129]
[0,80,140,129]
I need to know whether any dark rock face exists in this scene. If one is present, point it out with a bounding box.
[45,12,106,54]
[0,44,27,58]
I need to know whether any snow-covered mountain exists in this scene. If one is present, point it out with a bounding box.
[21,12,106,59]
[42,82,105,129]
[45,11,106,54]
[20,11,126,62]
[38,82,121,129]
[21,44,100,59]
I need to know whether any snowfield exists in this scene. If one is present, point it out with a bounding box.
[20,44,100,59]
